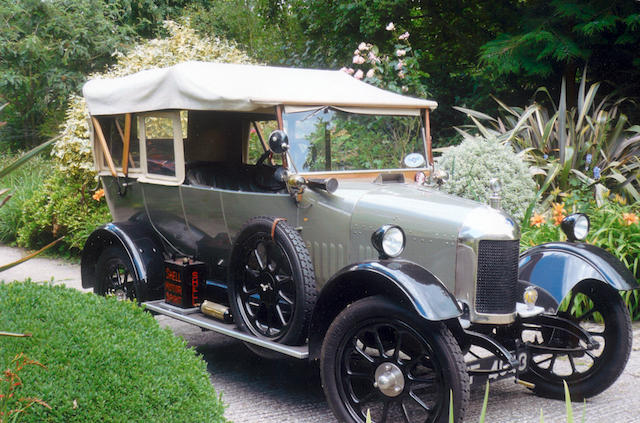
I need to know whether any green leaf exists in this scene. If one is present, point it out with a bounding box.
[0,135,59,179]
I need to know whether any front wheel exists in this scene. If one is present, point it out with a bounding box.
[521,280,632,400]
[320,296,469,423]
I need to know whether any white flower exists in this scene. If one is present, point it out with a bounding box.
[401,85,408,93]
[353,55,365,65]
[340,67,349,73]
[386,22,395,31]
[346,67,355,75]
[366,69,375,78]
[368,51,380,63]
[358,42,368,51]
[398,32,410,40]
[396,49,406,57]
[354,69,364,79]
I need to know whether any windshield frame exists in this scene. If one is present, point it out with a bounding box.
[277,106,433,176]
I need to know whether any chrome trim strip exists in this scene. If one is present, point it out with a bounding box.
[143,300,309,359]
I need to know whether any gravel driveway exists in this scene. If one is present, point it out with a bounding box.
[3,244,640,422]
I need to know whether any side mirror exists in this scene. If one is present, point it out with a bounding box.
[268,130,289,154]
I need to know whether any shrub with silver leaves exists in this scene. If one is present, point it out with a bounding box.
[438,136,537,221]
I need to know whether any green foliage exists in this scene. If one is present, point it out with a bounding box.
[0,281,226,422]
[480,0,640,100]
[0,155,52,244]
[0,0,134,148]
[455,73,640,220]
[186,0,304,64]
[438,136,537,221]
[0,0,205,150]
[15,171,110,253]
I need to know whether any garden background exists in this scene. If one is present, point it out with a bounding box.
[1,0,639,317]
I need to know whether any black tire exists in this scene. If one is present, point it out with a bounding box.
[320,296,469,423]
[95,246,140,301]
[521,280,632,400]
[228,216,316,346]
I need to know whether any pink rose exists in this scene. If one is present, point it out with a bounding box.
[396,49,406,57]
[398,71,405,79]
[366,69,375,78]
[346,68,355,75]
[398,32,410,40]
[354,69,364,79]
[396,60,404,70]
[353,55,365,65]
[358,42,369,51]
[386,22,395,31]
[368,51,380,63]
[340,67,349,73]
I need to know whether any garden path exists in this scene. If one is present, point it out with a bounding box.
[2,244,639,422]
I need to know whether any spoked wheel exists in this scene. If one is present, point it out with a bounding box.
[321,296,469,423]
[228,216,316,346]
[95,246,139,301]
[520,279,632,400]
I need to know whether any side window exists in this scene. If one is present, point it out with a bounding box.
[248,120,280,164]
[139,111,185,184]
[94,115,140,172]
[144,116,176,177]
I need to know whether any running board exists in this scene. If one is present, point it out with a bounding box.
[143,300,309,359]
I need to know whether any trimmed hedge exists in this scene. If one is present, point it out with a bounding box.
[0,282,226,422]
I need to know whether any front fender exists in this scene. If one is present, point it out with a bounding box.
[519,242,638,303]
[307,260,462,360]
[81,221,165,299]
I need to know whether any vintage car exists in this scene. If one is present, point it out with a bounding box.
[80,62,637,423]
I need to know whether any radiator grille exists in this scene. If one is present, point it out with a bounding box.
[475,240,519,314]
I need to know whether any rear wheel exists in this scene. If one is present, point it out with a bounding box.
[95,246,139,301]
[321,296,469,423]
[521,280,632,400]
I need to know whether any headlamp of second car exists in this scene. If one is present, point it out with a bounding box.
[371,225,406,259]
[561,213,590,242]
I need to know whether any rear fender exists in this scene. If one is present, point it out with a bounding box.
[308,260,462,360]
[519,242,638,305]
[81,222,165,299]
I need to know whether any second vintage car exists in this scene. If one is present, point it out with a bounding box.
[80,62,637,423]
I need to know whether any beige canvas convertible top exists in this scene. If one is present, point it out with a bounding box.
[82,61,437,116]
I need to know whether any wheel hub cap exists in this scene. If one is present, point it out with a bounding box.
[373,362,405,397]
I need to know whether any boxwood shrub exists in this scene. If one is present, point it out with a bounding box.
[0,281,226,422]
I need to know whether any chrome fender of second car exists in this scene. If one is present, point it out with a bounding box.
[519,242,639,304]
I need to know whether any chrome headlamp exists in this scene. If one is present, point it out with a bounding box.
[561,213,590,242]
[371,225,406,258]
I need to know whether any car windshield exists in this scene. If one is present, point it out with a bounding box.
[283,108,425,173]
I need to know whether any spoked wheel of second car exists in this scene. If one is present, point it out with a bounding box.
[95,246,139,301]
[321,296,469,423]
[520,279,632,400]
[228,216,316,346]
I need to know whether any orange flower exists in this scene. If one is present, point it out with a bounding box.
[92,188,105,201]
[622,213,639,226]
[551,202,566,226]
[530,212,546,227]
